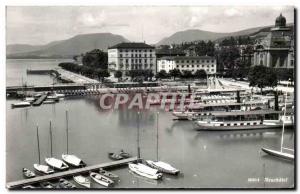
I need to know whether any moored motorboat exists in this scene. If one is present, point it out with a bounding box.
[108,152,123,160]
[145,160,180,175]
[99,168,119,180]
[62,154,86,167]
[40,181,56,189]
[128,163,163,180]
[45,157,69,170]
[73,175,91,188]
[33,164,54,174]
[11,101,31,108]
[22,168,36,178]
[90,172,114,187]
[57,178,76,189]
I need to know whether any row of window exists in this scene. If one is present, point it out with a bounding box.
[120,58,153,63]
[120,54,153,58]
[175,60,215,63]
[177,64,215,68]
[119,49,153,53]
[118,64,154,69]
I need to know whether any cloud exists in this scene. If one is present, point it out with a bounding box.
[6,6,294,45]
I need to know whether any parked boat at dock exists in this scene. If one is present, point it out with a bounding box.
[73,175,91,188]
[90,172,114,187]
[22,168,36,178]
[128,163,163,180]
[145,160,180,175]
[119,150,131,159]
[108,152,124,160]
[62,154,86,167]
[11,101,31,108]
[40,181,56,189]
[99,168,119,180]
[33,164,54,174]
[57,178,76,189]
[62,111,86,167]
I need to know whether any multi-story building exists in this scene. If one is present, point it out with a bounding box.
[157,56,217,75]
[108,42,156,76]
[253,13,294,69]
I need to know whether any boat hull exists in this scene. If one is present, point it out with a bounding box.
[90,172,114,187]
[33,164,54,174]
[73,175,91,188]
[261,148,294,160]
[145,160,179,175]
[128,163,162,180]
[45,158,69,170]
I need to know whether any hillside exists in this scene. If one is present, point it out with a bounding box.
[7,33,128,58]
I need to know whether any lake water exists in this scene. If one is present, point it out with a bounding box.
[6,59,295,189]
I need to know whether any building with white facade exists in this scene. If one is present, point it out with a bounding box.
[157,56,217,75]
[108,42,156,76]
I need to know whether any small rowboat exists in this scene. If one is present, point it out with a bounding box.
[22,185,38,189]
[99,168,119,180]
[90,172,114,187]
[11,101,31,108]
[33,164,54,174]
[73,175,91,188]
[40,181,56,189]
[45,157,69,170]
[119,150,131,159]
[57,178,76,189]
[145,160,180,175]
[108,152,123,160]
[22,168,36,178]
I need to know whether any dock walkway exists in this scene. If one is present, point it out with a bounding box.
[6,157,138,189]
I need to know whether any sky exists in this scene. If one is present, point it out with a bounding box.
[6,6,294,45]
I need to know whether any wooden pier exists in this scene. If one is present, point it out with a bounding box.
[6,157,138,189]
[32,94,47,106]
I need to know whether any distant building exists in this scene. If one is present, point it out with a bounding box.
[157,56,217,75]
[253,13,294,69]
[108,42,156,76]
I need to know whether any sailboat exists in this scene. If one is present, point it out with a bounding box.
[33,125,54,174]
[145,112,180,175]
[261,87,294,161]
[61,111,86,167]
[45,121,69,170]
[128,112,163,179]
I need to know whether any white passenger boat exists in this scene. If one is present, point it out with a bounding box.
[33,164,54,174]
[11,101,31,108]
[145,160,180,175]
[62,154,86,167]
[73,175,91,188]
[195,115,294,131]
[24,97,35,103]
[90,172,114,187]
[45,157,69,170]
[128,163,163,180]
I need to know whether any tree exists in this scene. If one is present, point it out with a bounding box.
[194,69,207,79]
[248,65,278,93]
[82,49,108,69]
[181,70,193,79]
[114,70,123,81]
[96,69,110,83]
[155,70,168,79]
[169,69,181,80]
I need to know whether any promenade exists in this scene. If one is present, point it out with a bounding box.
[55,68,100,84]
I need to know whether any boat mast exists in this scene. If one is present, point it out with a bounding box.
[280,81,289,152]
[66,110,69,154]
[156,112,159,161]
[49,121,53,157]
[137,112,140,159]
[36,125,41,164]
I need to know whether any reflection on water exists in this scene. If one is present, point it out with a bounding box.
[6,59,294,188]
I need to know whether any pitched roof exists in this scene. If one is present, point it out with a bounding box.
[159,55,215,60]
[108,42,155,49]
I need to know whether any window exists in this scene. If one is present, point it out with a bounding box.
[186,60,189,63]
[211,60,214,63]
[187,65,190,68]
[181,60,184,63]
[131,54,134,57]
[197,65,199,68]
[144,59,147,63]
[139,54,141,57]
[211,69,214,72]
[202,65,204,68]
[120,54,122,57]
[192,65,194,68]
[150,54,152,57]
[177,65,179,68]
[176,60,179,63]
[162,65,165,69]
[207,60,209,63]
[202,60,204,63]
[196,60,199,63]
[125,59,128,63]
[125,50,128,52]
[144,54,147,57]
[191,60,194,63]
[120,49,123,52]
